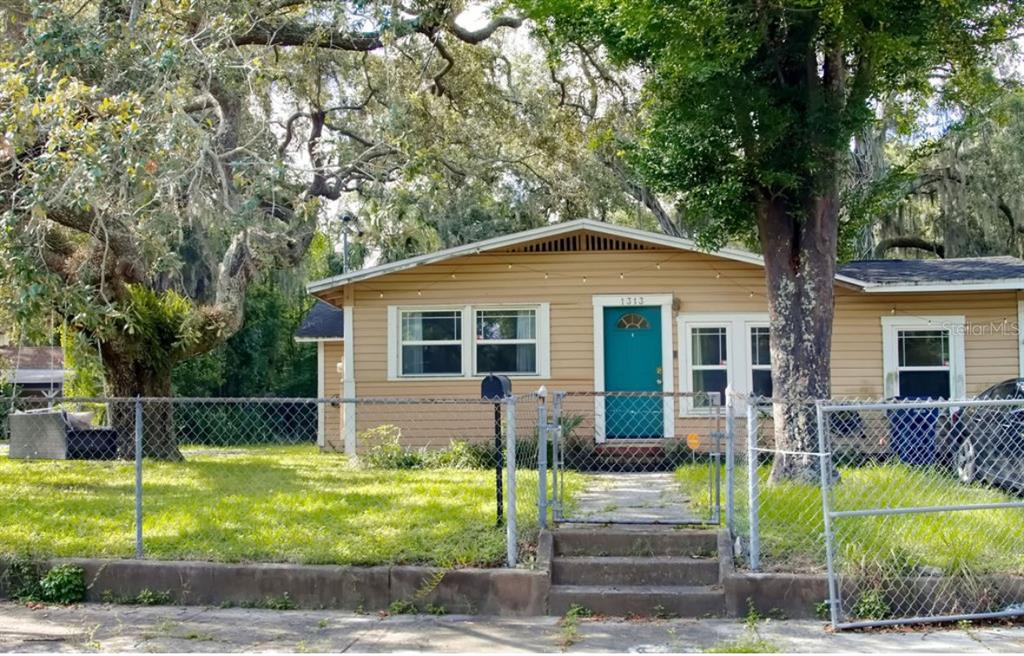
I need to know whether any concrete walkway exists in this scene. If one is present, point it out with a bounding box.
[2,603,1024,652]
[570,472,696,523]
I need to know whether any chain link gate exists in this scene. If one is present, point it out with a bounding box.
[542,390,723,526]
[817,397,1024,630]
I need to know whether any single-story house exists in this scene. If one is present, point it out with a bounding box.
[304,219,1024,453]
[0,346,68,397]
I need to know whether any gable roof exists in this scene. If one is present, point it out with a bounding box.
[293,301,344,341]
[307,219,849,292]
[305,219,1024,295]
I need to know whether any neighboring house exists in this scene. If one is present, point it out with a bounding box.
[0,346,68,397]
[305,219,1024,453]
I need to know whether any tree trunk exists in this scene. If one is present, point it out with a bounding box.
[757,190,839,484]
[102,346,183,461]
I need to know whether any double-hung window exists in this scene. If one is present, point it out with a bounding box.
[690,326,729,407]
[896,329,951,399]
[881,316,965,400]
[400,310,463,376]
[678,314,771,414]
[474,309,538,375]
[390,304,549,379]
[749,325,773,398]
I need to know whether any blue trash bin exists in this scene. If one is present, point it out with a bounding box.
[887,398,939,465]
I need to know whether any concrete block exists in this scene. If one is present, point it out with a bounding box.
[389,566,547,616]
[553,529,718,557]
[66,559,390,611]
[548,584,726,617]
[552,556,719,586]
[724,572,828,619]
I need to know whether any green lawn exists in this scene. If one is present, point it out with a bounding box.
[0,445,578,567]
[678,462,1024,576]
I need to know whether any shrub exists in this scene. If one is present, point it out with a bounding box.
[38,565,86,604]
[361,425,425,469]
[852,590,890,620]
[426,440,495,469]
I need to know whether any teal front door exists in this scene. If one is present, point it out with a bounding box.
[603,306,664,438]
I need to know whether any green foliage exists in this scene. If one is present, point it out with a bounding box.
[37,564,86,604]
[172,268,321,398]
[388,599,418,615]
[0,557,43,600]
[851,590,890,621]
[60,324,104,397]
[517,0,1023,250]
[133,589,173,606]
[361,426,426,470]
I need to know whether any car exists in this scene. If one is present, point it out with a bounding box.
[938,379,1024,491]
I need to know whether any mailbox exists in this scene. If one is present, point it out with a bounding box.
[481,374,512,400]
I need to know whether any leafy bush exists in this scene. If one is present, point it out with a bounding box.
[38,564,86,604]
[361,425,425,469]
[852,590,890,620]
[0,557,43,600]
[425,440,495,469]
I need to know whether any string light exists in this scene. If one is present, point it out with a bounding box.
[450,273,456,279]
[582,276,587,283]
[619,272,624,279]
[507,264,512,270]
[544,273,549,279]
[656,263,661,270]
[417,290,422,296]
[379,292,384,298]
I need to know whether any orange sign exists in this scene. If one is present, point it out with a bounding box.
[686,433,701,450]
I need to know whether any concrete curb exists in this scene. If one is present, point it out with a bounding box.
[0,559,547,617]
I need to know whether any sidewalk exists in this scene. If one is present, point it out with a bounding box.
[2,602,1024,652]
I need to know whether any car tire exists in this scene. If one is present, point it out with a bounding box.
[956,437,977,484]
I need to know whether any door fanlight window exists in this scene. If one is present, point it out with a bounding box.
[617,312,651,330]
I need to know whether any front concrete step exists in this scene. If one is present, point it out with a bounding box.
[552,555,719,587]
[549,584,726,617]
[553,529,718,558]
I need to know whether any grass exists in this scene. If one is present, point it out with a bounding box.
[677,461,1024,576]
[0,444,581,567]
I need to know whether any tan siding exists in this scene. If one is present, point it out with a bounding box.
[315,243,1021,450]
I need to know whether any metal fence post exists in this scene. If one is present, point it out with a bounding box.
[724,387,735,535]
[746,401,760,571]
[505,395,518,567]
[134,397,144,559]
[816,401,840,628]
[551,392,563,522]
[536,388,548,530]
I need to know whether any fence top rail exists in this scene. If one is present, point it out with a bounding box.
[559,390,722,403]
[817,397,1024,411]
[7,395,527,406]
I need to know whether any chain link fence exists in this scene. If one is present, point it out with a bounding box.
[550,391,722,525]
[1,395,542,568]
[818,397,1024,629]
[730,393,827,573]
[730,392,1024,628]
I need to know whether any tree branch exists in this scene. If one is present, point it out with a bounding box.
[874,236,945,258]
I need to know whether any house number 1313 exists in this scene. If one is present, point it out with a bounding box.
[620,296,645,306]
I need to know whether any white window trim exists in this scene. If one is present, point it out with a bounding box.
[677,313,769,416]
[881,315,966,400]
[472,306,547,377]
[592,294,675,442]
[387,303,550,381]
